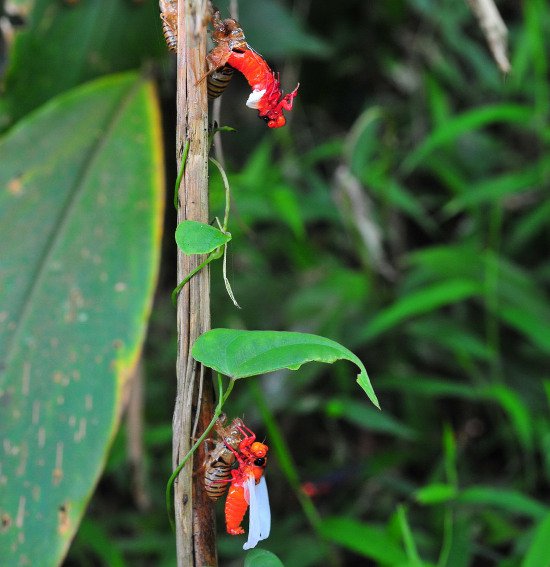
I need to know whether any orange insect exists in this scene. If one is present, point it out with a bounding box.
[202,416,271,548]
[223,423,270,549]
[201,9,299,128]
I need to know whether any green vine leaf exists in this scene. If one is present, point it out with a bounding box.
[175,220,231,254]
[191,329,379,408]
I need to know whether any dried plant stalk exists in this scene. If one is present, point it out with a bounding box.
[173,0,217,565]
[467,0,511,74]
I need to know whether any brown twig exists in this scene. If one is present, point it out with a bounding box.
[466,0,511,74]
[126,361,151,510]
[173,0,217,565]
[333,165,396,281]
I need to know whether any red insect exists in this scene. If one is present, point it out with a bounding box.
[202,9,299,128]
[222,421,271,549]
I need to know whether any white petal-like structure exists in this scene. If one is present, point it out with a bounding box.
[246,89,266,109]
[243,475,271,550]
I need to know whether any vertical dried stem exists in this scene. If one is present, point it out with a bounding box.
[466,0,511,74]
[126,361,151,511]
[173,0,217,565]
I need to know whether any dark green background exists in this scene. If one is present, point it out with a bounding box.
[2,0,549,565]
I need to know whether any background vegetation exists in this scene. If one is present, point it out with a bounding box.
[1,0,550,565]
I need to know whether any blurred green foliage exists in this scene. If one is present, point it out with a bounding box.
[2,0,550,565]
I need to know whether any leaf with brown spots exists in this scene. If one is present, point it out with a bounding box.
[0,72,164,566]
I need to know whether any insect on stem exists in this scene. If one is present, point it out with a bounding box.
[203,8,299,128]
[166,374,235,530]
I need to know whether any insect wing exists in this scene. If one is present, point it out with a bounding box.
[256,476,271,538]
[242,475,271,550]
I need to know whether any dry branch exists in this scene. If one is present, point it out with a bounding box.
[173,0,217,565]
[126,361,151,511]
[467,0,511,74]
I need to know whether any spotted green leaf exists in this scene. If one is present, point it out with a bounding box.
[0,72,164,566]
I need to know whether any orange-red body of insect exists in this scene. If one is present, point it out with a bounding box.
[221,422,269,535]
[204,9,299,128]
[226,49,299,129]
[225,461,266,535]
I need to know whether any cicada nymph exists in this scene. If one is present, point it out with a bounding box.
[207,63,235,100]
[203,415,246,501]
[203,9,246,100]
[159,0,177,53]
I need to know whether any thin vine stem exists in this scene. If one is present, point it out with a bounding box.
[209,156,231,231]
[171,249,223,305]
[173,139,190,210]
[171,156,232,305]
[208,125,236,151]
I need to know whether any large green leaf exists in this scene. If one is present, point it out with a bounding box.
[443,165,544,214]
[401,104,534,173]
[522,512,550,567]
[326,398,416,440]
[0,72,164,565]
[318,517,408,564]
[457,487,548,519]
[1,0,164,126]
[359,279,482,342]
[192,329,379,408]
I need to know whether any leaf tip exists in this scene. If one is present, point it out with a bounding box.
[357,371,381,410]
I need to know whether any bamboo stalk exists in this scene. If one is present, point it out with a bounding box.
[173,0,217,565]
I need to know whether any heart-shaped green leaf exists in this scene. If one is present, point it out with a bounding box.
[0,72,164,566]
[175,220,231,254]
[192,329,379,408]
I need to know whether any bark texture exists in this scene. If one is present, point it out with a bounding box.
[173,1,217,565]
